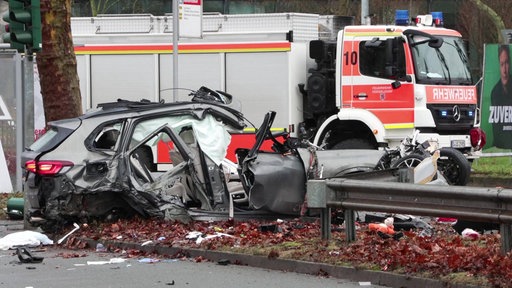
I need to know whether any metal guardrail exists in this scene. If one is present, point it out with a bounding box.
[307,178,512,254]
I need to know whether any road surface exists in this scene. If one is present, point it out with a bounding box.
[1,219,387,288]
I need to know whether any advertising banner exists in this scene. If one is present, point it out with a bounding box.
[481,44,512,151]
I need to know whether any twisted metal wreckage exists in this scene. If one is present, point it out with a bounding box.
[22,87,451,232]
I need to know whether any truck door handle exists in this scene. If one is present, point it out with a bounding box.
[354,93,367,99]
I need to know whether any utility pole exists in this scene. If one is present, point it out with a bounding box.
[361,0,369,25]
[173,0,179,102]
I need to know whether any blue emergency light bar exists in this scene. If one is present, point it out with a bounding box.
[431,11,444,27]
[395,10,409,26]
[396,10,444,27]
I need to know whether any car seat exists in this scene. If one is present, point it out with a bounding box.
[133,145,157,172]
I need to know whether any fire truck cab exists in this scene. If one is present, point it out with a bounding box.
[303,10,482,155]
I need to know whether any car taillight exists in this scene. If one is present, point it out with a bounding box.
[25,160,74,175]
[470,128,486,150]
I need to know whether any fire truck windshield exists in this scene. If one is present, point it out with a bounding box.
[410,35,473,85]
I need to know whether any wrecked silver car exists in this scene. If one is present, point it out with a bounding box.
[23,87,247,230]
[22,87,423,232]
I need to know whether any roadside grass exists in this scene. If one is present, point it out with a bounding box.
[440,272,489,288]
[471,155,512,177]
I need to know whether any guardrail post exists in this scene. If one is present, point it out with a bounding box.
[344,209,355,242]
[306,180,331,239]
[321,208,331,240]
[500,224,512,254]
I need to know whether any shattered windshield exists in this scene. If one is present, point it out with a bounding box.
[410,35,473,85]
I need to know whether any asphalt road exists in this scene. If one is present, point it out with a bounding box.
[0,249,385,288]
[0,220,388,288]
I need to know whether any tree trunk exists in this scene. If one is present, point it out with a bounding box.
[37,0,82,125]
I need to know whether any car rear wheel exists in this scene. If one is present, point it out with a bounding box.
[437,148,471,186]
[331,138,375,149]
[391,154,426,168]
[391,149,471,186]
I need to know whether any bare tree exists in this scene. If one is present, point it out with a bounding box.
[274,0,355,16]
[90,0,120,16]
[469,0,505,43]
[37,0,82,124]
[455,0,512,78]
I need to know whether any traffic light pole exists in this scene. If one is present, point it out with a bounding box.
[14,51,22,192]
[13,51,35,192]
[4,0,39,191]
[23,53,34,147]
[172,0,179,102]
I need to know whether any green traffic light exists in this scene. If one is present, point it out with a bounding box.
[2,12,10,22]
[10,10,32,24]
[11,31,33,44]
[2,7,25,51]
[4,0,42,52]
[2,33,11,43]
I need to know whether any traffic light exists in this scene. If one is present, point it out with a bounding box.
[3,0,42,53]
[2,10,25,52]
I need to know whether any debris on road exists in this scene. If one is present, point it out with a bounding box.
[16,247,44,263]
[57,223,80,244]
[0,231,53,250]
[185,231,236,244]
[86,258,127,265]
[368,217,395,235]
[461,228,480,240]
[138,258,160,263]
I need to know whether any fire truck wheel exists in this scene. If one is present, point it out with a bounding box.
[331,138,375,149]
[437,147,471,186]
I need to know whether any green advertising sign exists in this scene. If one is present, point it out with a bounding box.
[481,44,512,151]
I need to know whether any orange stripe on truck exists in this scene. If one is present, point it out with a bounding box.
[369,109,414,125]
[74,42,292,55]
